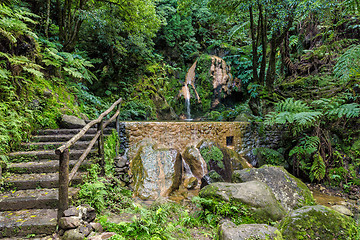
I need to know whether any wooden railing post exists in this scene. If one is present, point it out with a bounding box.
[98,119,105,175]
[58,148,69,220]
[116,104,120,156]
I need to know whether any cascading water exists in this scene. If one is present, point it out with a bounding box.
[183,84,191,119]
[180,60,201,120]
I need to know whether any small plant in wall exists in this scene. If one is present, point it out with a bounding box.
[200,146,224,169]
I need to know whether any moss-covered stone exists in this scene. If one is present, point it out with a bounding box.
[197,139,250,182]
[218,221,284,240]
[232,165,314,211]
[279,205,359,240]
[129,140,182,200]
[199,181,286,221]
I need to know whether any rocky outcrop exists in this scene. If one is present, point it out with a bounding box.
[200,181,286,221]
[197,139,251,182]
[130,140,182,200]
[279,205,359,240]
[218,221,282,240]
[183,146,208,180]
[232,165,314,211]
[60,114,86,129]
[210,56,240,108]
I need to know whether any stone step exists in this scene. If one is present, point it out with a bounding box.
[3,172,83,190]
[20,140,93,151]
[36,127,113,136]
[0,209,57,238]
[0,188,79,211]
[32,133,97,142]
[8,149,96,161]
[8,160,93,174]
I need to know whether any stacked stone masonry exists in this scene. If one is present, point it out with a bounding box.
[119,122,250,154]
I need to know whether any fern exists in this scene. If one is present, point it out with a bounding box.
[326,103,360,118]
[289,136,320,159]
[265,98,322,135]
[334,44,360,84]
[310,153,326,182]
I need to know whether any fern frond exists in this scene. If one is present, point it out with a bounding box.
[301,136,320,154]
[276,98,311,113]
[310,153,326,182]
[293,111,322,126]
[22,66,44,78]
[334,44,360,84]
[326,103,360,118]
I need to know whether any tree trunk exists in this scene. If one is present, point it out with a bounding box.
[249,6,259,84]
[45,0,51,38]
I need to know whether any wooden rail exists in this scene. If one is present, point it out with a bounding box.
[55,97,122,220]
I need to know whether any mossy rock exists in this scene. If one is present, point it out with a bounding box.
[200,181,286,221]
[232,165,314,212]
[218,221,283,240]
[197,139,250,182]
[279,205,359,240]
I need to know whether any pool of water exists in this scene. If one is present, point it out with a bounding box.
[312,189,346,207]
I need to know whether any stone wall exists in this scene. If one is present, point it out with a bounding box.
[119,121,250,154]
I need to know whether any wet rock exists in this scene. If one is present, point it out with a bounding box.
[331,205,354,216]
[130,141,182,200]
[200,170,224,188]
[200,181,286,221]
[183,146,208,180]
[183,176,198,189]
[279,205,359,240]
[58,217,81,230]
[218,220,282,240]
[197,139,250,182]
[60,114,86,129]
[232,165,314,211]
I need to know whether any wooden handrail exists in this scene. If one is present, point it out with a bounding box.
[57,97,122,220]
[55,97,122,155]
[68,109,120,182]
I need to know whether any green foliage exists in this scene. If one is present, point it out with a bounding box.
[98,202,193,240]
[78,180,108,213]
[200,146,224,169]
[253,147,287,167]
[119,100,155,120]
[191,196,256,227]
[104,130,119,176]
[265,98,322,135]
[334,44,360,84]
[309,153,326,182]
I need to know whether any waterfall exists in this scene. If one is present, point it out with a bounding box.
[183,84,191,119]
[185,98,191,119]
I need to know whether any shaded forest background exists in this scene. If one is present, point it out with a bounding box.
[0,0,359,189]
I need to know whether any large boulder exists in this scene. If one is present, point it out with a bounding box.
[197,140,251,182]
[232,165,314,211]
[279,205,359,240]
[218,221,283,240]
[60,114,86,129]
[129,141,182,200]
[183,146,208,180]
[200,181,286,221]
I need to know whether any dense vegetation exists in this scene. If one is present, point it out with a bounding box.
[1,0,360,233]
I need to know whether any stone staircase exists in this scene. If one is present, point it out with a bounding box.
[0,127,109,238]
